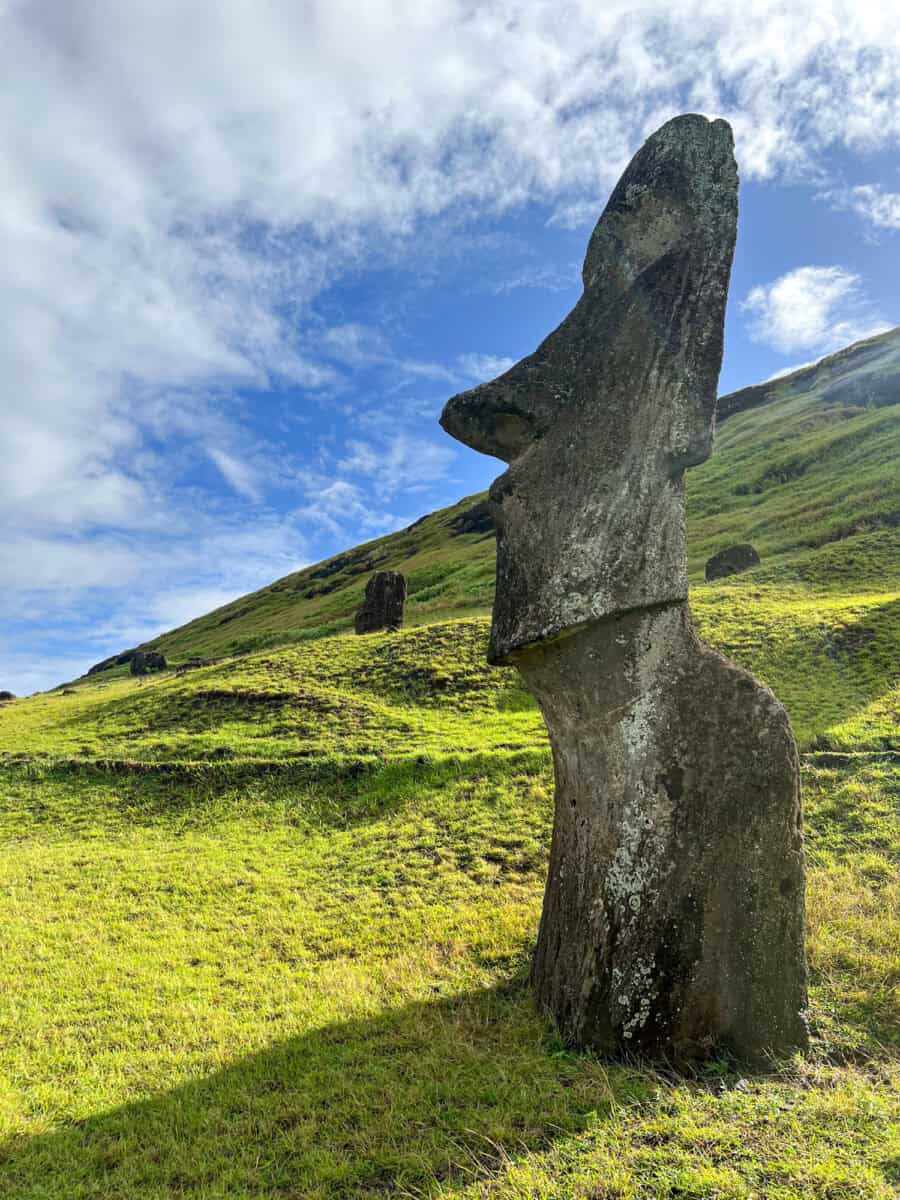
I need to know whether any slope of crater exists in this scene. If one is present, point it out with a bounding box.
[72,327,900,673]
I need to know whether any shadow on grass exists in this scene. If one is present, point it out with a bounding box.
[0,980,632,1200]
[690,593,900,750]
[0,750,552,836]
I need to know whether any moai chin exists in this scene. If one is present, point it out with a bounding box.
[440,114,808,1063]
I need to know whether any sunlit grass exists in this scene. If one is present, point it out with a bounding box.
[0,391,897,1197]
[0,756,896,1198]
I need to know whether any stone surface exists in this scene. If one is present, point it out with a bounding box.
[0,690,15,702]
[354,571,407,634]
[439,114,807,1062]
[449,500,495,537]
[523,604,806,1059]
[130,650,167,676]
[705,543,761,581]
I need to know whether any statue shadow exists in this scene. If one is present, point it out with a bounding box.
[696,593,900,751]
[14,749,549,835]
[1,964,893,1197]
[0,980,629,1199]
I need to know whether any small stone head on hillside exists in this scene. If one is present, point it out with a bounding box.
[440,114,738,663]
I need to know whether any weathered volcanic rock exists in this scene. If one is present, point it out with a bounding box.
[354,571,407,634]
[130,651,167,676]
[524,605,806,1059]
[441,114,741,665]
[705,543,761,581]
[439,114,807,1063]
[449,500,495,537]
[87,655,119,675]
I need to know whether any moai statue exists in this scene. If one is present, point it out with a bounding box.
[354,571,407,634]
[441,115,807,1062]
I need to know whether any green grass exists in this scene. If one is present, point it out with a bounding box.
[81,333,899,672]
[0,755,896,1198]
[0,344,898,1196]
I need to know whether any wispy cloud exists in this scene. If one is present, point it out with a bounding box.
[293,478,402,539]
[547,201,600,230]
[4,1,900,688]
[321,322,459,385]
[207,447,263,502]
[741,266,892,356]
[457,353,517,382]
[337,433,456,499]
[0,515,309,692]
[828,183,900,232]
[490,261,581,294]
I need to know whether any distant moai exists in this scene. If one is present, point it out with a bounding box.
[130,651,167,676]
[441,115,807,1062]
[354,571,407,634]
[705,543,761,580]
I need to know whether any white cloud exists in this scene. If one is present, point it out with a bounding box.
[547,201,600,230]
[293,478,402,539]
[490,261,581,293]
[207,447,263,502]
[321,324,392,368]
[0,652,102,698]
[833,184,900,231]
[741,266,892,356]
[337,433,456,499]
[3,0,900,688]
[320,322,461,385]
[0,512,309,692]
[457,353,517,381]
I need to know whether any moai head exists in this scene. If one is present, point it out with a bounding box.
[440,114,738,663]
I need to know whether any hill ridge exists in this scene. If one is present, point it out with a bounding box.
[67,327,897,682]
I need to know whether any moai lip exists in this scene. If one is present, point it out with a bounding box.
[439,114,808,1063]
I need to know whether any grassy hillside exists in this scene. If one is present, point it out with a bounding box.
[0,331,898,1198]
[0,626,897,1197]
[78,326,899,672]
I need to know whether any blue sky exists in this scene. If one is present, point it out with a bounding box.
[2,0,899,693]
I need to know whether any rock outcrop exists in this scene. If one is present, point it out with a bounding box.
[87,648,139,675]
[705,543,761,580]
[440,114,807,1063]
[449,500,495,537]
[130,651,167,676]
[0,690,15,702]
[354,571,407,634]
[87,655,118,676]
